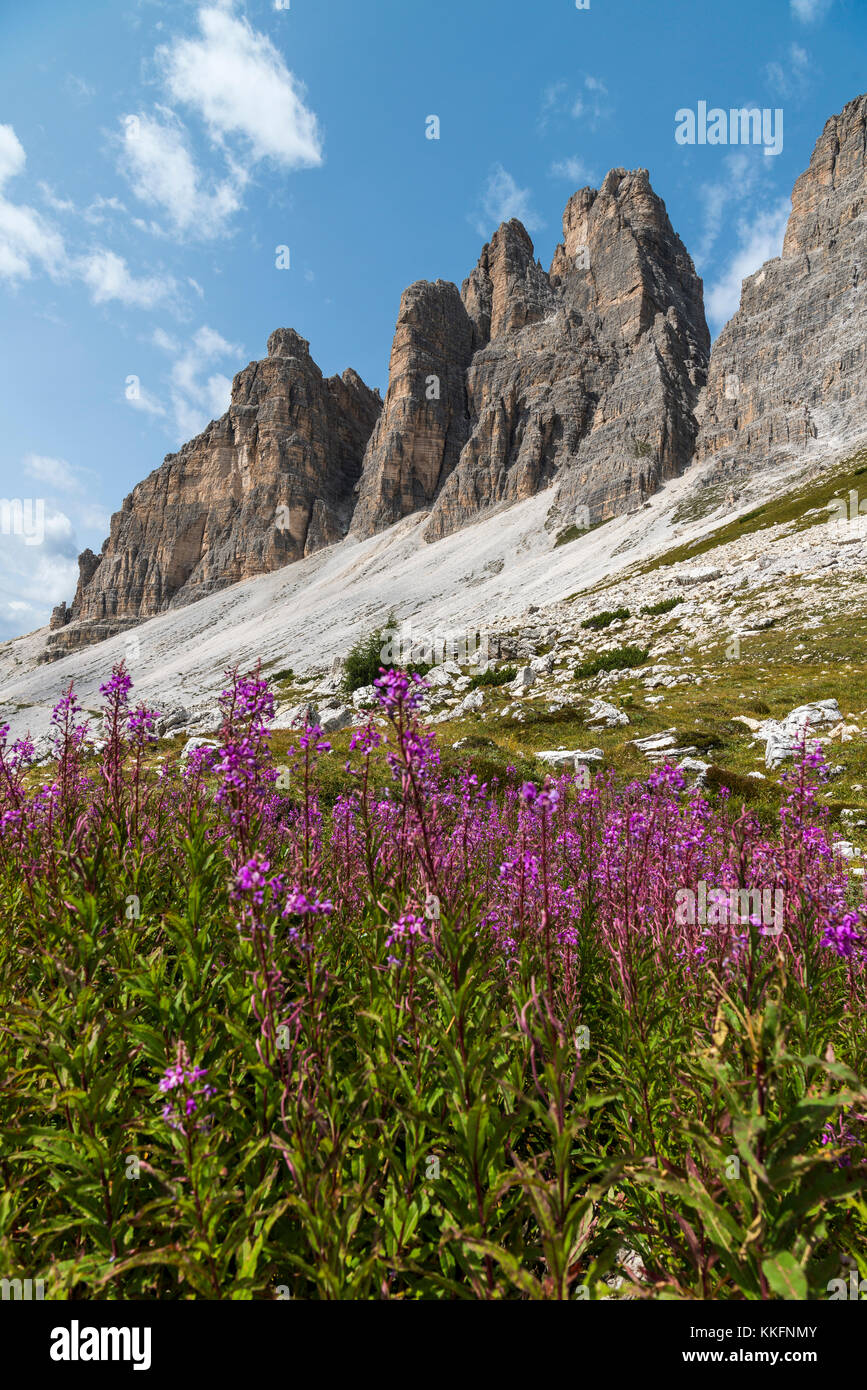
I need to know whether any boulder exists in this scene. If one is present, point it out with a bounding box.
[536,748,604,769]
[272,700,319,731]
[317,705,354,734]
[511,666,537,693]
[586,698,629,729]
[180,737,220,762]
[456,688,484,716]
[351,685,378,711]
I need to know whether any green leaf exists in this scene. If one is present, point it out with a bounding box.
[762,1252,807,1301]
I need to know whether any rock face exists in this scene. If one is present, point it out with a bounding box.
[350,281,474,536]
[696,93,867,477]
[428,173,709,540]
[45,92,867,659]
[354,172,709,543]
[47,330,380,659]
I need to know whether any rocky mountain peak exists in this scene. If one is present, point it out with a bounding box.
[696,91,866,481]
[267,327,312,359]
[349,279,474,538]
[46,333,381,661]
[783,92,866,259]
[45,92,867,660]
[461,219,555,346]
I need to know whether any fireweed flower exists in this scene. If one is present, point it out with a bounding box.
[821,1109,867,1168]
[386,912,428,949]
[159,1056,216,1133]
[349,722,384,756]
[822,910,866,959]
[386,724,439,781]
[374,667,427,713]
[520,780,560,814]
[288,724,331,758]
[282,888,334,918]
[231,854,272,906]
[127,705,161,746]
[99,667,134,705]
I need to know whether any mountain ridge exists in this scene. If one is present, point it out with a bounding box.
[43,91,867,663]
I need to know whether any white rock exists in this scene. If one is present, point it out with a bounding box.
[317,705,354,734]
[456,688,484,716]
[759,699,841,768]
[632,731,678,753]
[180,737,219,762]
[511,667,537,692]
[425,660,462,689]
[537,748,604,769]
[782,699,841,731]
[530,652,555,675]
[834,840,859,860]
[272,700,318,730]
[676,567,722,586]
[586,698,629,729]
[678,757,710,787]
[733,715,762,732]
[351,685,378,711]
[156,705,189,737]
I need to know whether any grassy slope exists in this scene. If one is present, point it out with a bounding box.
[101,448,867,833]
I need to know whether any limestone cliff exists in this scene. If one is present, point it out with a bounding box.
[47,329,380,659]
[696,93,867,478]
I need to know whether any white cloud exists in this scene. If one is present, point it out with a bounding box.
[78,505,112,533]
[766,42,810,96]
[549,156,598,185]
[78,250,176,309]
[38,183,76,214]
[65,75,95,100]
[23,454,84,495]
[152,327,179,353]
[0,124,26,185]
[539,81,568,131]
[791,0,832,23]
[157,5,323,168]
[472,165,544,237]
[125,382,167,418]
[540,76,612,132]
[152,324,243,441]
[118,110,244,239]
[0,125,181,315]
[705,199,791,328]
[696,153,759,263]
[84,195,128,225]
[0,504,79,640]
[0,125,67,282]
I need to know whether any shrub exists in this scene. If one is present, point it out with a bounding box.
[342,623,393,694]
[705,764,779,805]
[574,646,649,680]
[342,619,434,695]
[677,729,726,755]
[468,665,516,691]
[640,597,682,617]
[581,608,630,631]
[554,524,589,548]
[746,699,772,716]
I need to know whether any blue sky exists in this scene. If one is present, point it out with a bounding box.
[0,0,864,640]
